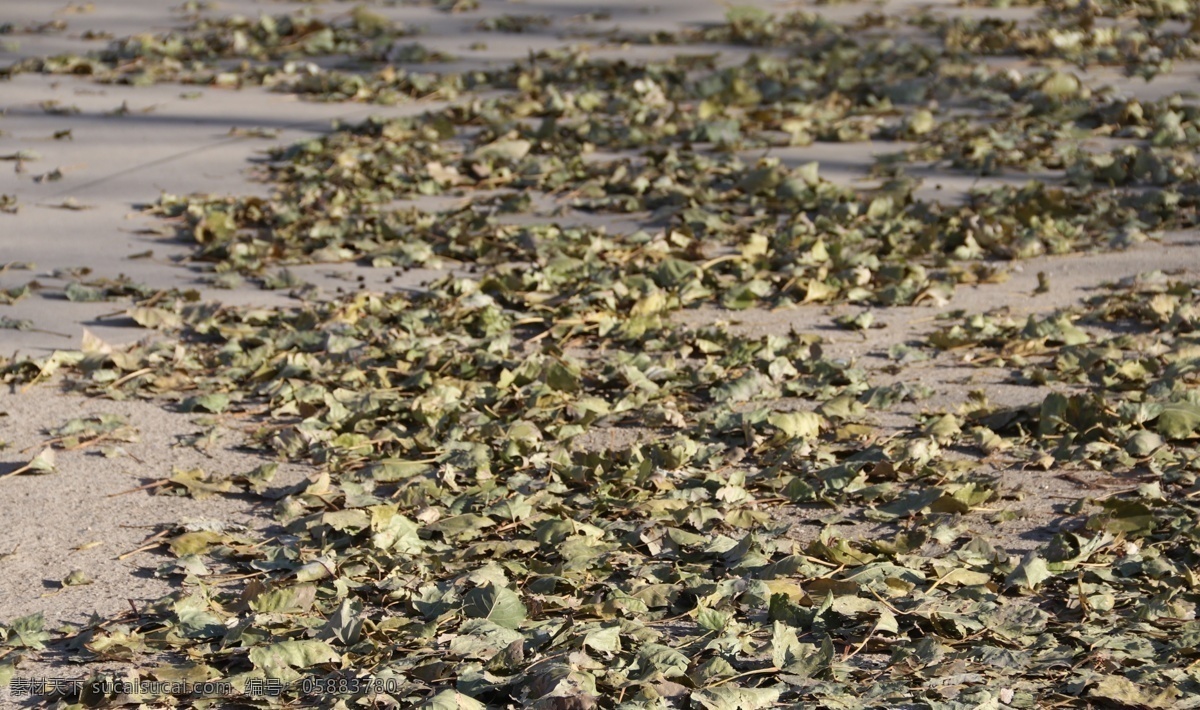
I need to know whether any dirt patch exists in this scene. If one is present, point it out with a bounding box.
[0,384,312,628]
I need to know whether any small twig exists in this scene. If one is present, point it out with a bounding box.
[526,328,554,345]
[26,327,72,339]
[704,666,780,689]
[842,622,879,662]
[19,376,47,394]
[116,529,171,560]
[109,367,154,389]
[865,586,903,617]
[1095,486,1142,502]
[0,464,32,479]
[493,521,524,535]
[208,571,267,584]
[107,479,170,498]
[700,254,742,271]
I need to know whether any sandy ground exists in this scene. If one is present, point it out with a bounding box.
[0,388,310,624]
[1,0,1199,700]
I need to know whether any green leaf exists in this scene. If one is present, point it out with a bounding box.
[1004,552,1052,592]
[768,411,822,439]
[426,514,494,541]
[168,531,226,557]
[472,138,531,164]
[772,621,804,670]
[168,467,232,499]
[693,685,782,710]
[3,614,51,650]
[370,506,423,553]
[1088,674,1176,708]
[234,462,277,493]
[65,282,108,302]
[13,447,58,476]
[172,593,225,638]
[583,625,621,654]
[462,584,526,630]
[420,690,488,710]
[696,607,732,632]
[181,393,231,414]
[248,639,340,675]
[1155,402,1200,439]
[249,584,316,614]
[320,598,364,646]
[62,569,92,586]
[634,643,689,679]
[873,487,944,520]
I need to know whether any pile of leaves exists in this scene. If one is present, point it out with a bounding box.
[2,3,1200,709]
[7,265,1197,709]
[931,271,1200,470]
